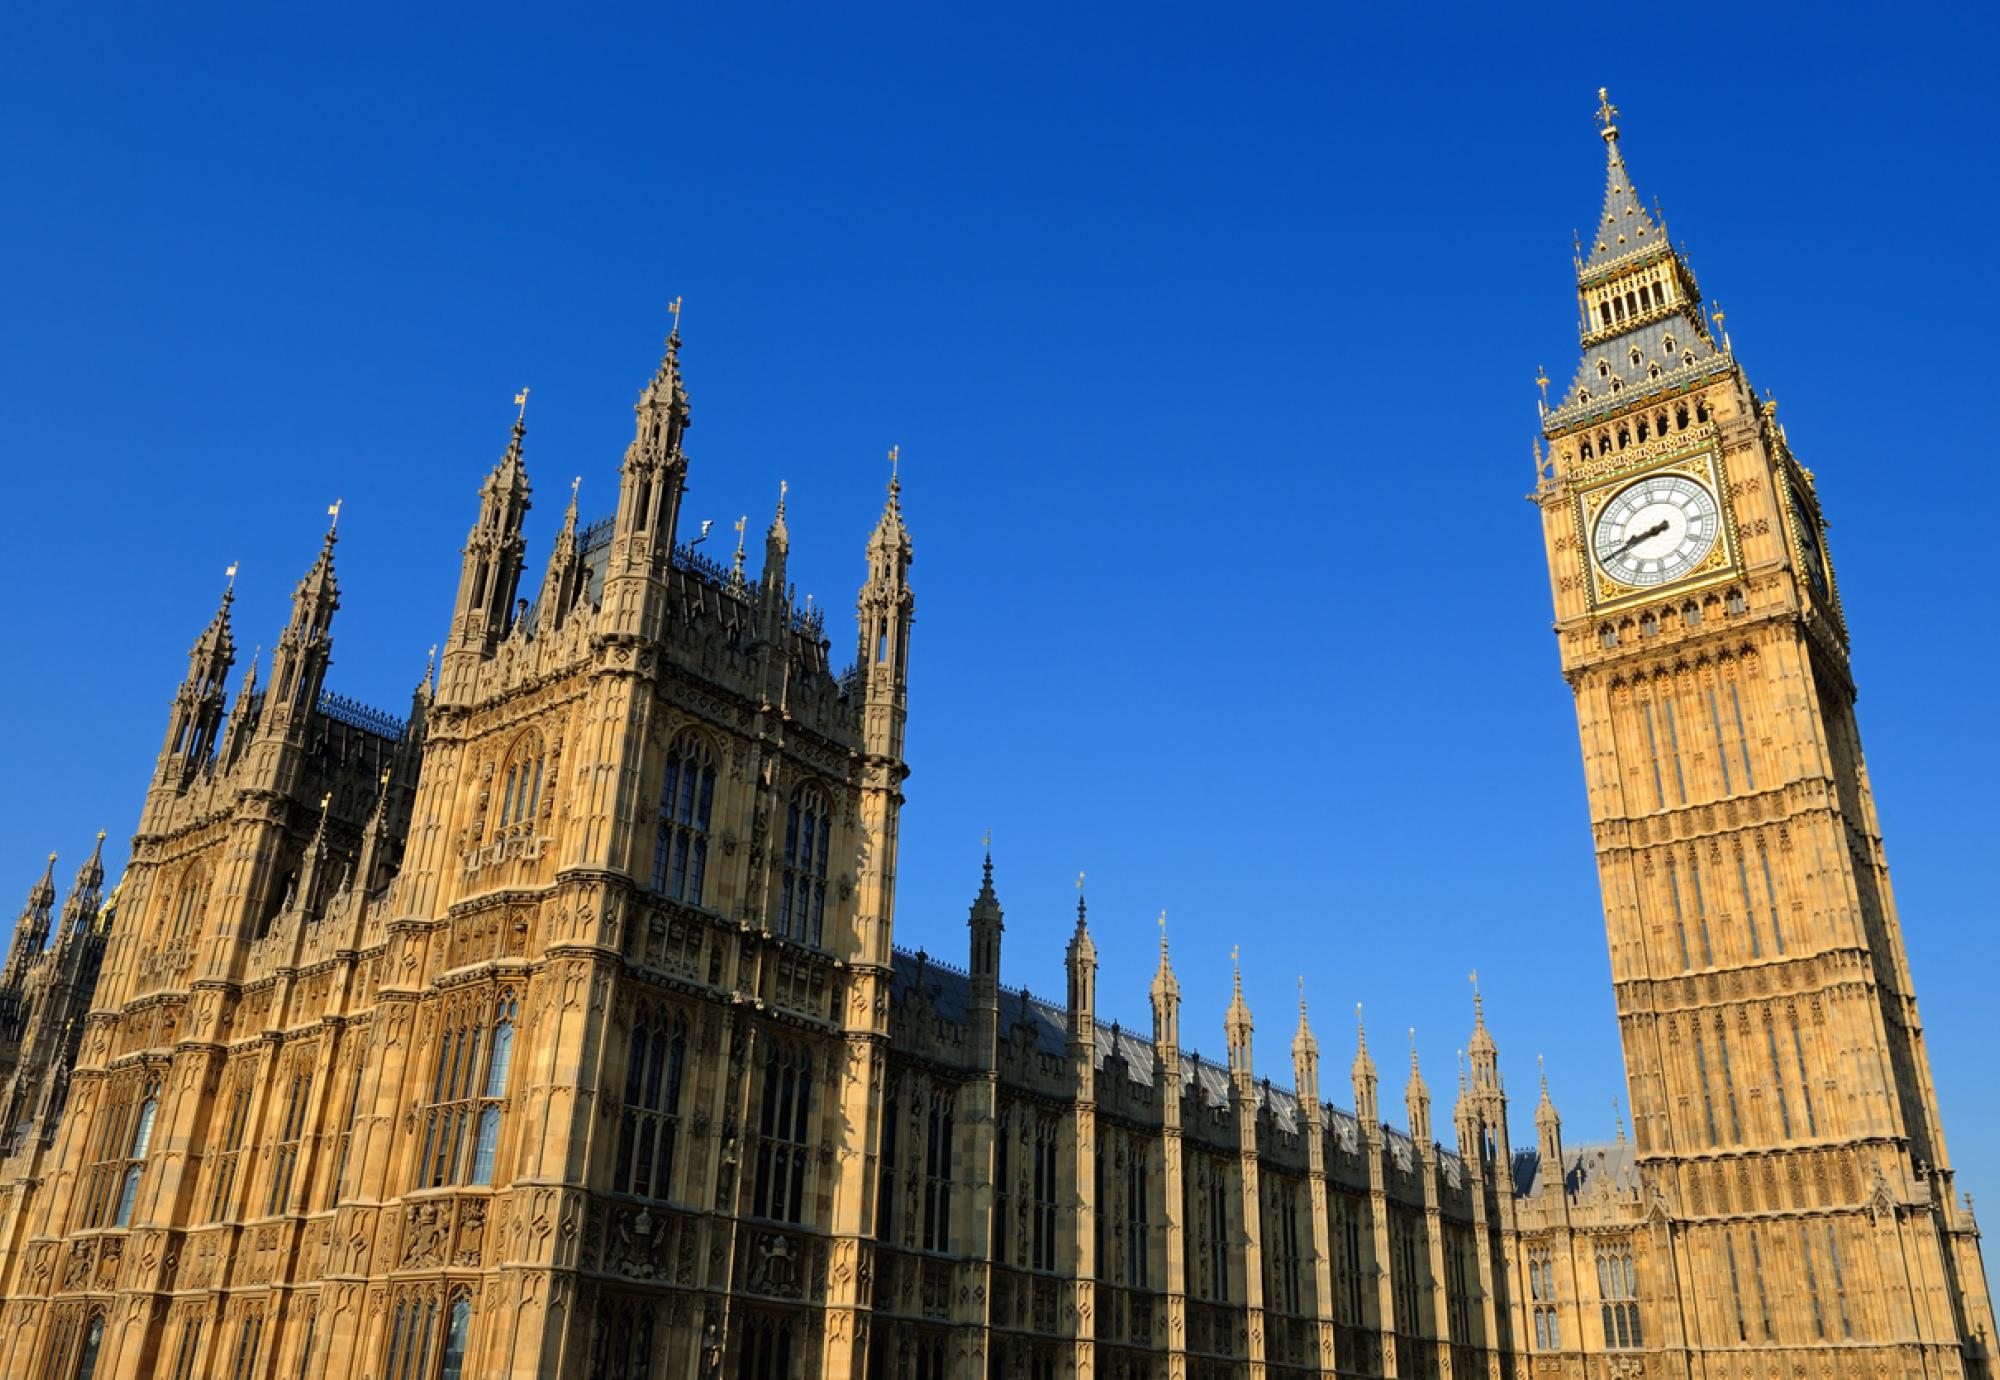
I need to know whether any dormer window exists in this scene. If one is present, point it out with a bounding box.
[1598,361,1611,379]
[1629,347,1643,368]
[1662,334,1677,354]
[1648,363,1662,380]
[1682,350,1695,367]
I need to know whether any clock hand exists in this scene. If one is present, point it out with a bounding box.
[1614,520,1671,555]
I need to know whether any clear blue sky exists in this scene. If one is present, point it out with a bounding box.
[4,7,1995,1190]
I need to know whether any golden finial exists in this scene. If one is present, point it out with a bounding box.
[1712,303,1725,329]
[1076,869,1085,891]
[326,498,343,531]
[982,828,992,851]
[667,295,683,335]
[320,792,332,812]
[571,474,582,502]
[224,560,239,591]
[514,387,530,422]
[1230,943,1240,970]
[1595,87,1620,142]
[889,444,900,480]
[1469,968,1479,995]
[1534,367,1549,400]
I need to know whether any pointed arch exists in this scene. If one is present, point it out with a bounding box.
[652,730,718,904]
[778,782,832,947]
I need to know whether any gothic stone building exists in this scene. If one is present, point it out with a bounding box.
[0,96,1990,1380]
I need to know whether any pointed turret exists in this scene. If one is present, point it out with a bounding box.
[855,449,915,790]
[1292,978,1320,1105]
[1535,1056,1565,1192]
[1224,948,1254,1080]
[1466,972,1500,1093]
[1065,881,1097,1041]
[219,646,260,765]
[265,514,341,732]
[1353,1004,1379,1127]
[1581,91,1664,273]
[967,843,1004,1000]
[3,853,58,985]
[295,794,336,917]
[442,411,533,692]
[56,833,106,948]
[1150,912,1181,1051]
[601,314,692,638]
[1406,1030,1432,1148]
[536,477,585,638]
[160,574,238,775]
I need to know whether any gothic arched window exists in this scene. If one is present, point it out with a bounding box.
[613,1012,688,1200]
[417,992,517,1189]
[171,863,208,941]
[652,733,717,904]
[266,1062,314,1214]
[494,730,548,838]
[752,1046,813,1223]
[778,787,832,947]
[112,1079,160,1226]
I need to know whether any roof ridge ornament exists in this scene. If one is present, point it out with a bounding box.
[1596,87,1620,144]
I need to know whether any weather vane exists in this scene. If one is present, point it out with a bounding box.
[668,295,683,333]
[326,498,343,531]
[225,561,239,591]
[514,387,530,422]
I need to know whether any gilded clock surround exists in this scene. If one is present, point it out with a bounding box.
[1573,444,1740,610]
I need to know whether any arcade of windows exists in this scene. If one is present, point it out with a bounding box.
[751,1045,813,1223]
[1529,1247,1560,1350]
[493,733,549,839]
[416,993,517,1189]
[776,787,831,947]
[383,1291,472,1380]
[1573,398,1709,460]
[78,1076,158,1229]
[652,734,716,904]
[1597,1245,1643,1349]
[613,1012,689,1200]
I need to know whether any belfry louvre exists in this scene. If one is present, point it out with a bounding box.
[0,96,1990,1380]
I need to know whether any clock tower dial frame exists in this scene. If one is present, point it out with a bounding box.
[1572,444,1741,609]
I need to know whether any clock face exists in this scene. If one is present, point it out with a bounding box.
[1591,473,1721,587]
[1795,514,1830,598]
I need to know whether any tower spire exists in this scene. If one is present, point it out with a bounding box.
[264,512,341,730]
[3,852,59,984]
[56,832,107,947]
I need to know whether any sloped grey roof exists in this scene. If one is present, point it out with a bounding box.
[1554,312,1724,418]
[1511,1139,1641,1199]
[1583,139,1665,273]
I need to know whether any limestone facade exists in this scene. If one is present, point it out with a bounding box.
[0,94,1988,1380]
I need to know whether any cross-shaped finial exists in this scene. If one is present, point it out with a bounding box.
[514,387,530,422]
[1595,88,1619,138]
[1158,909,1167,933]
[1231,943,1239,967]
[1534,368,1549,400]
[1469,968,1479,993]
[1712,303,1725,328]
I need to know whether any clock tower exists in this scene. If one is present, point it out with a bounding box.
[1535,92,1994,1378]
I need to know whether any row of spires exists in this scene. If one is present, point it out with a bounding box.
[965,854,1572,1159]
[2,833,109,989]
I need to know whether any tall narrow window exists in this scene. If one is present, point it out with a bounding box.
[1792,1018,1819,1135]
[229,1312,263,1380]
[739,1317,794,1380]
[1707,688,1733,794]
[1663,697,1688,803]
[613,1015,688,1201]
[71,1315,105,1380]
[333,1056,365,1200]
[1689,855,1715,965]
[779,787,831,947]
[879,1094,900,1243]
[1032,1120,1059,1272]
[1735,850,1762,958]
[112,1081,159,1226]
[209,1080,253,1220]
[1730,682,1757,789]
[1692,1030,1719,1146]
[752,1047,813,1223]
[1717,1020,1743,1142]
[651,734,717,904]
[922,1092,954,1252]
[171,864,209,941]
[1276,1186,1303,1314]
[439,1296,472,1380]
[1800,1226,1827,1338]
[1759,845,1786,954]
[1640,702,1667,809]
[1666,859,1691,970]
[417,993,517,1189]
[1826,1226,1853,1337]
[1749,1230,1774,1339]
[1725,1233,1748,1341]
[267,1068,313,1214]
[1125,1143,1149,1288]
[169,1317,204,1380]
[1765,1020,1793,1137]
[1207,1174,1230,1303]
